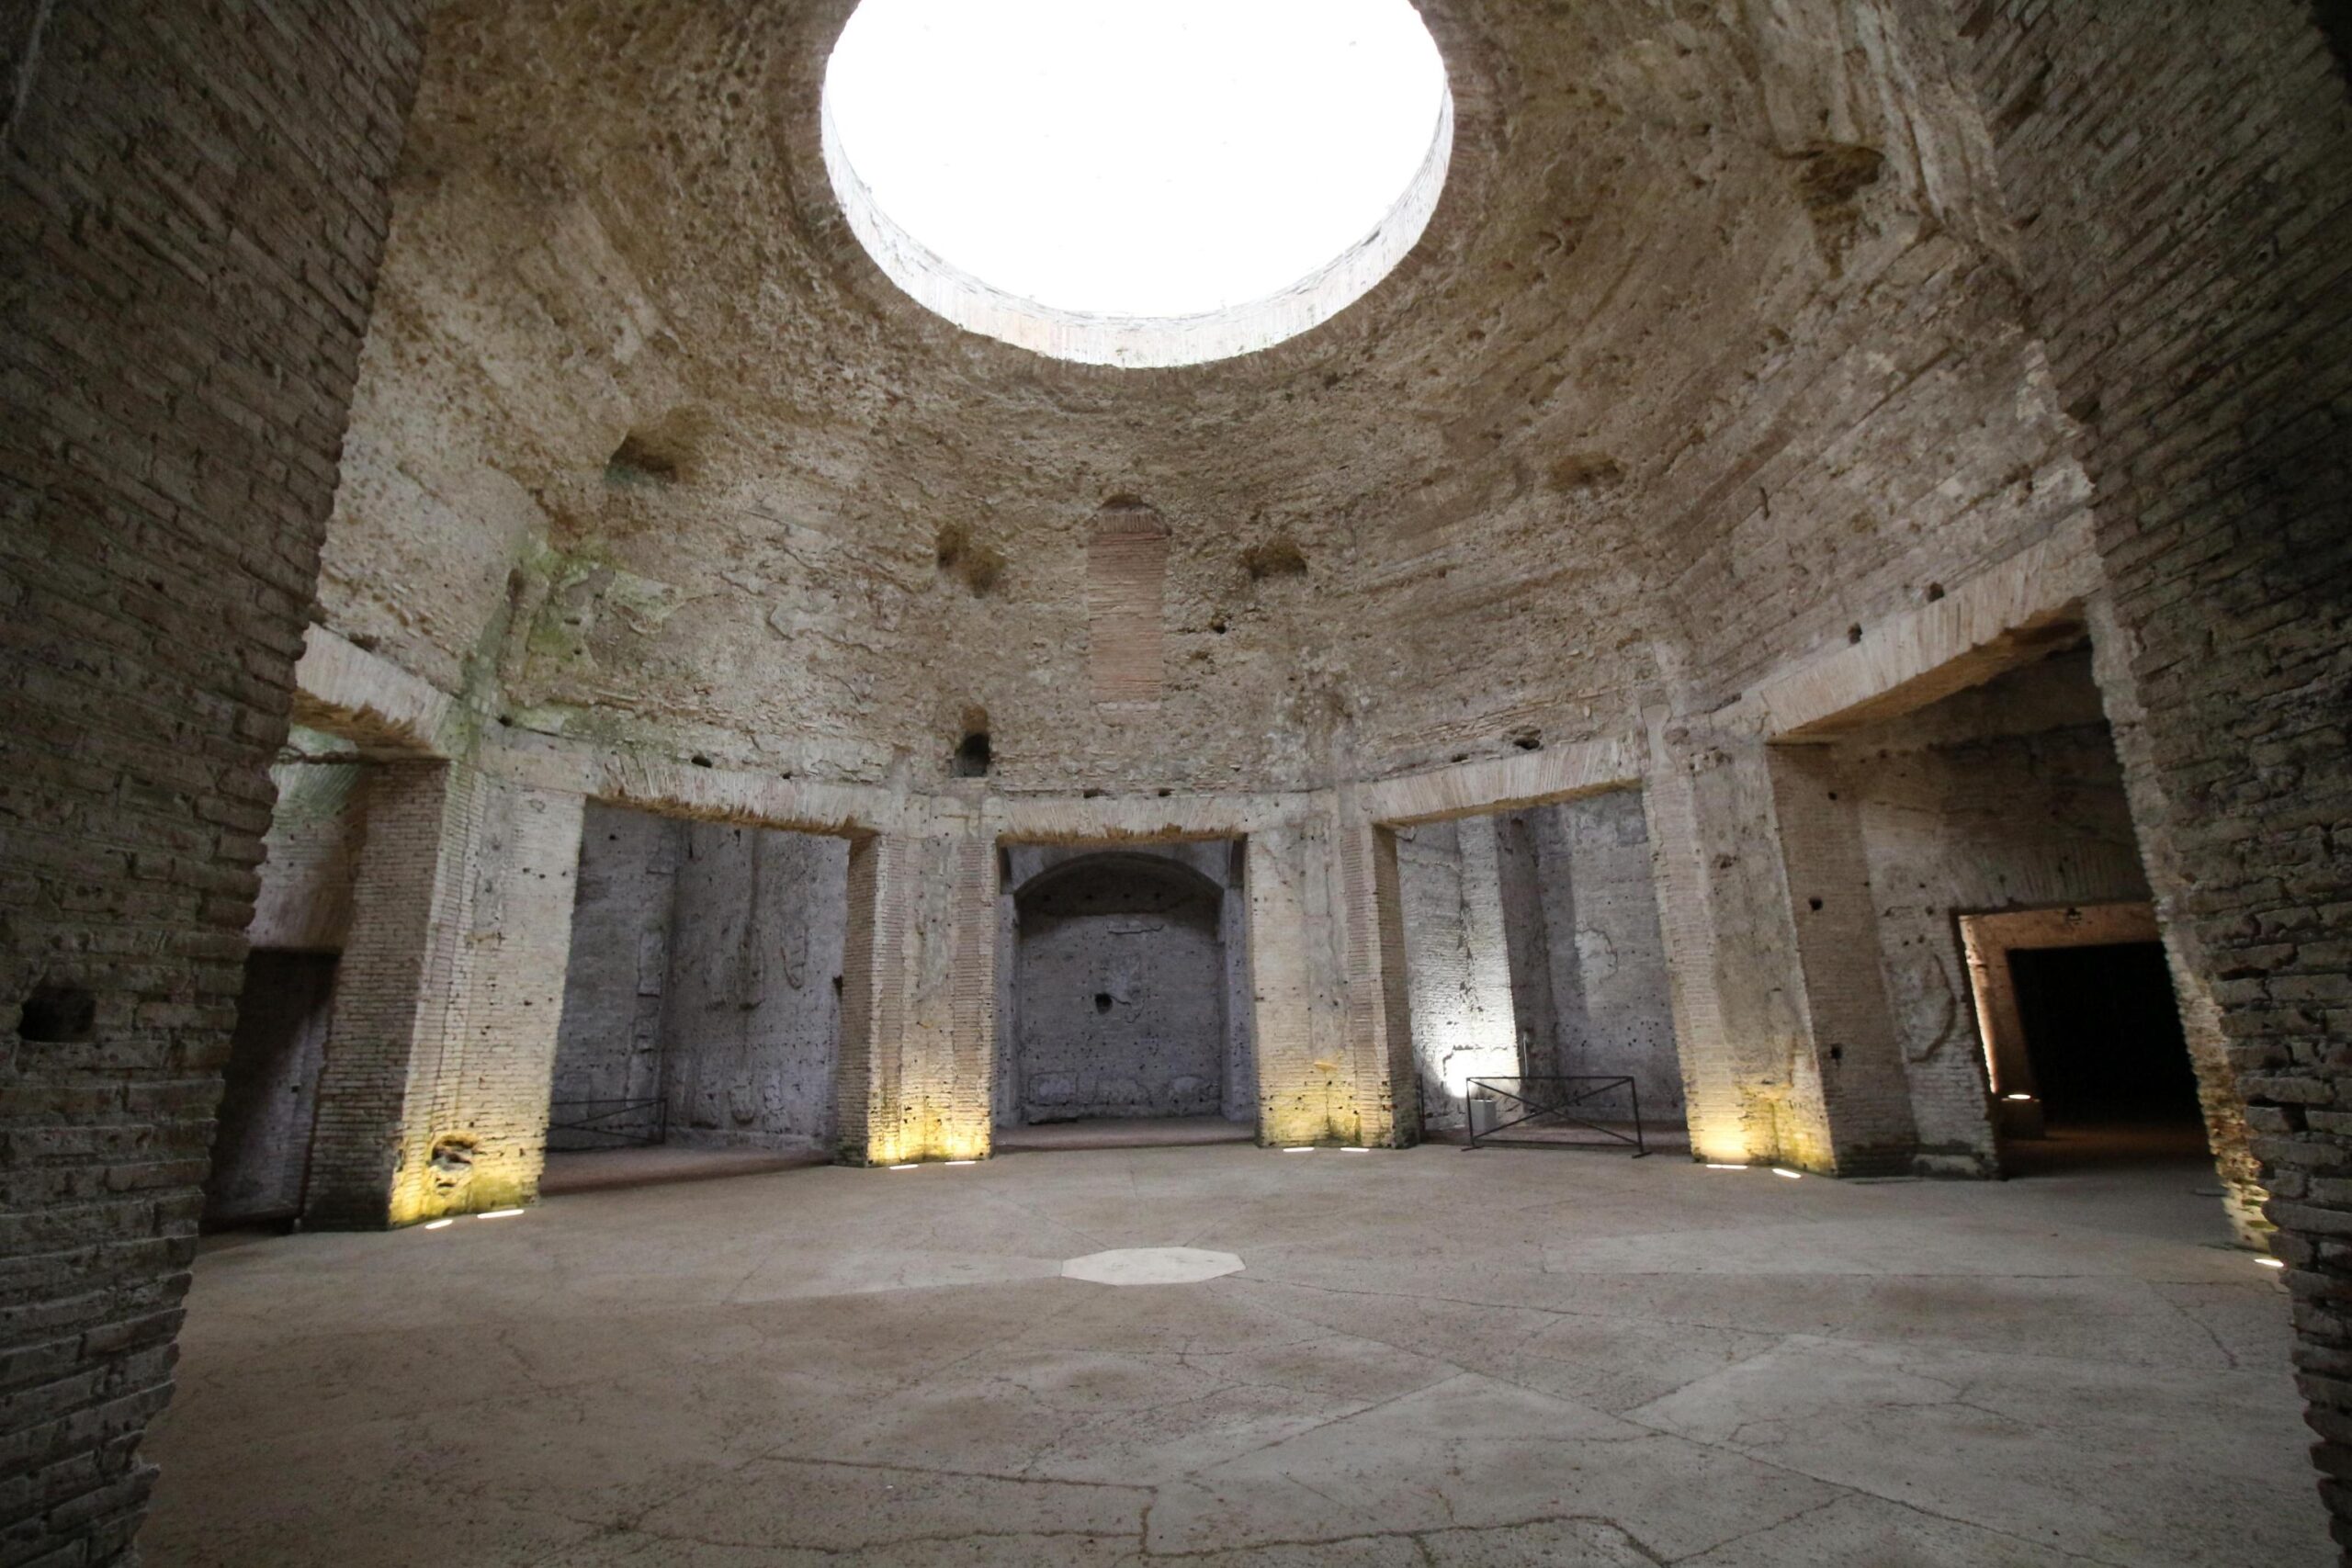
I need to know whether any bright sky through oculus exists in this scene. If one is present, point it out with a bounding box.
[823,0,1451,323]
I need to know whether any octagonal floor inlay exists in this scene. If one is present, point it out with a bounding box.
[1060,1247,1246,1286]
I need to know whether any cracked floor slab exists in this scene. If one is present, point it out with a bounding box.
[141,1143,2324,1565]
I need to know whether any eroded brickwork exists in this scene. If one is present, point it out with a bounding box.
[0,5,424,1558]
[1950,0,2352,1541]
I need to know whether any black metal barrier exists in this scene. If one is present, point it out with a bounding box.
[1464,1076,1647,1156]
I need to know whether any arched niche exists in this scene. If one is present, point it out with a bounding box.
[995,843,1255,1129]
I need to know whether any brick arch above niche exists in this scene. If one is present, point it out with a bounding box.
[1087,499,1170,708]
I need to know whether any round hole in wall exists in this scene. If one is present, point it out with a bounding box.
[821,0,1453,367]
[1094,992,1114,1012]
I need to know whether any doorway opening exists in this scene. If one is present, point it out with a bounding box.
[2011,942,2198,1126]
[995,841,1255,1151]
[203,728,370,1231]
[542,803,848,1192]
[1383,790,1686,1152]
[1961,901,2207,1175]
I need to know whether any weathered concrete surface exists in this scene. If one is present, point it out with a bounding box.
[141,1145,2324,1565]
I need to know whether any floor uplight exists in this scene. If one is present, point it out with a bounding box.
[423,1219,454,1230]
[479,1208,525,1219]
[1772,1168,1804,1180]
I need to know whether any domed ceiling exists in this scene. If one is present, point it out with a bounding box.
[318,0,2081,795]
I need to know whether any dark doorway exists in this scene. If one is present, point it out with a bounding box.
[205,952,336,1229]
[2009,942,2199,1124]
[2004,940,2207,1172]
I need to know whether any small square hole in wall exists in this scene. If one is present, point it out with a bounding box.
[17,983,96,1043]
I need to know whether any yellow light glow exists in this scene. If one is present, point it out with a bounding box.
[1771,1168,1803,1180]
[2004,1093,2034,1102]
[424,1219,454,1230]
[479,1208,526,1219]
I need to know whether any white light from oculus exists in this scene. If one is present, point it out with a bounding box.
[822,0,1453,367]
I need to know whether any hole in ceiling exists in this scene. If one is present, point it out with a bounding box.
[822,0,1453,367]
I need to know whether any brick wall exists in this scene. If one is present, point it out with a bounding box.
[1769,745,1922,1174]
[0,6,423,1558]
[1949,0,2352,1542]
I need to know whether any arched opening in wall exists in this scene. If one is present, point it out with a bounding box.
[995,841,1255,1151]
[541,802,850,1194]
[201,726,371,1232]
[1381,792,1688,1154]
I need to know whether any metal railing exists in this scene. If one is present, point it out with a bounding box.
[546,1097,668,1151]
[1464,1076,1647,1156]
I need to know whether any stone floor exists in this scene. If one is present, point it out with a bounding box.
[141,1143,2324,1566]
[541,1147,829,1196]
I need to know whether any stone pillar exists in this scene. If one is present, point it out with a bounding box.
[1248,816,1361,1145]
[1496,811,1564,1078]
[1645,723,1917,1172]
[1329,800,1415,1146]
[833,816,995,1165]
[305,761,467,1228]
[1765,746,1921,1175]
[306,763,583,1226]
[1644,723,1815,1165]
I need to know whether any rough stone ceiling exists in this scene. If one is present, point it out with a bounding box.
[322,0,2069,792]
